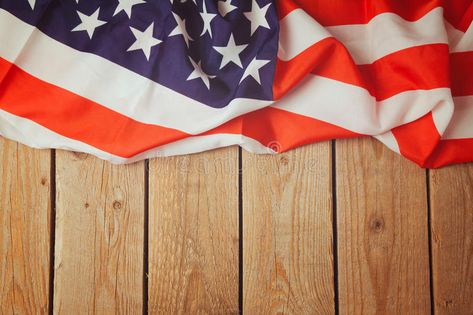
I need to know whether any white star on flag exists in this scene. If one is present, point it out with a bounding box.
[213,34,248,69]
[113,0,146,18]
[199,0,217,38]
[218,0,237,17]
[169,12,193,47]
[72,8,107,39]
[244,0,271,35]
[127,22,162,61]
[240,57,270,84]
[187,58,216,89]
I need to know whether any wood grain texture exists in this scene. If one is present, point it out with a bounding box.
[430,164,473,315]
[243,143,335,315]
[148,147,239,314]
[336,137,431,314]
[0,138,51,315]
[53,151,144,315]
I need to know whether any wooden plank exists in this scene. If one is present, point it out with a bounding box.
[243,143,335,314]
[53,151,144,314]
[336,137,431,314]
[0,138,51,314]
[148,147,239,314]
[430,164,473,314]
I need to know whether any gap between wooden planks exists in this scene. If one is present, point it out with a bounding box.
[0,136,472,314]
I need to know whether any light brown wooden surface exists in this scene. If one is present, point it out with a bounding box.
[430,164,473,315]
[242,143,335,315]
[1,137,473,315]
[336,138,431,315]
[148,147,239,314]
[0,139,51,314]
[53,151,145,315]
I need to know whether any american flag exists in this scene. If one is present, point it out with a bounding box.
[0,0,472,167]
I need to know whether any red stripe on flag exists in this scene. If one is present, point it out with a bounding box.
[391,113,441,167]
[425,138,473,168]
[308,43,450,101]
[357,44,450,100]
[450,51,473,97]
[207,107,359,152]
[276,0,300,19]
[443,0,473,32]
[0,57,189,157]
[273,37,361,100]
[287,0,442,26]
[278,0,472,32]
[240,107,360,152]
[274,40,450,101]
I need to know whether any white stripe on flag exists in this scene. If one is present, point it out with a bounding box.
[374,131,401,154]
[446,21,473,53]
[272,74,454,135]
[278,7,448,64]
[326,7,448,64]
[0,109,273,163]
[432,96,455,135]
[442,96,473,139]
[277,8,331,61]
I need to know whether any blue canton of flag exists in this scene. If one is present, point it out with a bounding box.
[1,0,278,108]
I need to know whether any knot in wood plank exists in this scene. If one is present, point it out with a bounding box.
[369,217,385,233]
